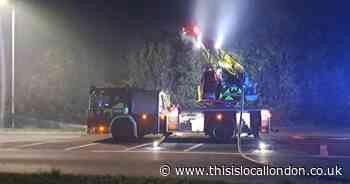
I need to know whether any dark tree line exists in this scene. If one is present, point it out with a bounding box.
[127,32,206,108]
[2,3,349,126]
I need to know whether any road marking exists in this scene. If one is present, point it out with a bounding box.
[290,135,304,140]
[91,149,250,156]
[184,143,203,152]
[90,149,350,160]
[64,143,99,151]
[15,142,49,148]
[310,155,350,159]
[329,137,350,141]
[123,143,152,151]
[0,148,21,151]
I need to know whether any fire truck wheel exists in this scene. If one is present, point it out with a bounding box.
[111,117,137,142]
[250,121,260,139]
[253,128,260,139]
[211,124,231,143]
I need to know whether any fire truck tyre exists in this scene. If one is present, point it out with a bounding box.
[211,124,230,142]
[111,117,136,142]
[253,128,260,139]
[250,121,260,139]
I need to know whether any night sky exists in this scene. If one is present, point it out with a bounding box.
[15,0,350,82]
[16,0,350,52]
[8,0,348,80]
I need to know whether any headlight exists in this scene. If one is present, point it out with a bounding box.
[141,113,148,120]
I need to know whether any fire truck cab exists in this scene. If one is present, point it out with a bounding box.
[87,86,170,140]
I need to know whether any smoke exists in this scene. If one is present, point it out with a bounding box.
[193,0,247,48]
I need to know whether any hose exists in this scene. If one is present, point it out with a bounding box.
[235,72,270,166]
[155,132,172,146]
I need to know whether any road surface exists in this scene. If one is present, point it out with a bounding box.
[0,133,349,183]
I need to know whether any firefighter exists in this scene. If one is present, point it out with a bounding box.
[201,65,219,100]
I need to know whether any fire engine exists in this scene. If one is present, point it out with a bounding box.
[86,25,271,142]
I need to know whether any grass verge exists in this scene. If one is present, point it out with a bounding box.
[0,170,293,184]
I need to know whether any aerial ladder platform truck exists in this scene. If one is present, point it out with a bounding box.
[86,25,271,142]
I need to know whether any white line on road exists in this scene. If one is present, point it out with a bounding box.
[329,137,350,141]
[15,142,49,148]
[90,149,350,160]
[124,143,152,151]
[184,143,203,152]
[64,143,99,151]
[0,148,21,151]
[91,149,251,156]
